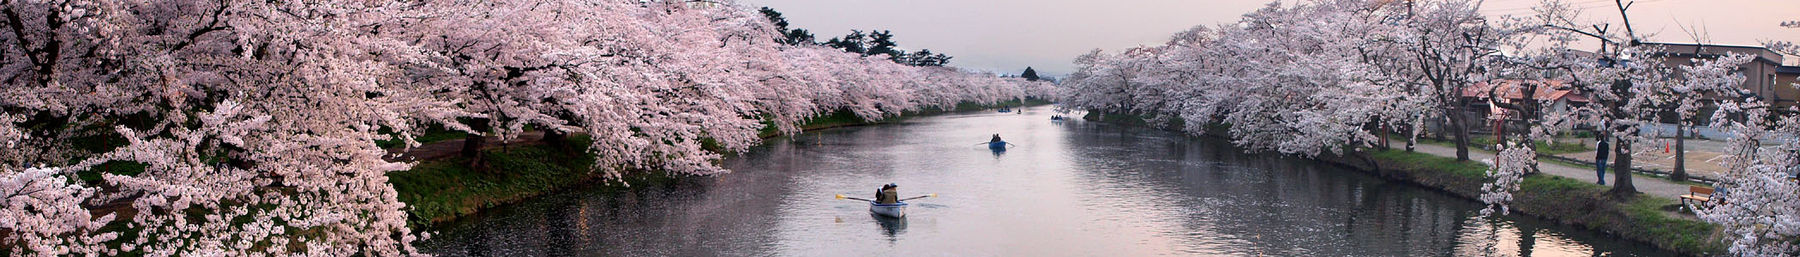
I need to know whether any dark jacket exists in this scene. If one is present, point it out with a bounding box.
[877,188,899,204]
[1596,139,1611,161]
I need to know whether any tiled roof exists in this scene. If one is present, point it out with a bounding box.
[1463,79,1587,102]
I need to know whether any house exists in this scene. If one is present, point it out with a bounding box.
[1463,79,1588,117]
[1781,66,1800,106]
[1641,42,1793,107]
[1460,79,1589,134]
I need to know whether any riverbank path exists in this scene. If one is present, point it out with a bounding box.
[1410,144,1692,199]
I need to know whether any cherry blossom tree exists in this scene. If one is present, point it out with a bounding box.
[2,167,115,256]
[0,0,1076,254]
[1769,19,1799,56]
[1696,100,1800,256]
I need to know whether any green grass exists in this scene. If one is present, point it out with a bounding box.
[1622,196,1719,252]
[1413,135,1592,155]
[758,109,873,138]
[377,128,469,149]
[389,135,650,226]
[1363,149,1724,255]
[1367,149,1489,180]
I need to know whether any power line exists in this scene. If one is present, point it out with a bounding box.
[1483,0,1669,17]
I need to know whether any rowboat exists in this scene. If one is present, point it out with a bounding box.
[870,202,908,218]
[988,141,1007,151]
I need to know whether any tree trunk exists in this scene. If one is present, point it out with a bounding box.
[1493,118,1504,146]
[1433,118,1449,141]
[1610,136,1637,197]
[1405,124,1416,152]
[1379,123,1391,150]
[544,129,568,148]
[461,118,489,162]
[1449,110,1472,161]
[1672,125,1688,181]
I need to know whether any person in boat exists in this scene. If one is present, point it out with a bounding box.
[875,184,900,204]
[990,134,1002,143]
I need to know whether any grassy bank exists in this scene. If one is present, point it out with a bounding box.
[1324,150,1722,255]
[397,98,1052,227]
[757,98,1053,138]
[389,135,678,226]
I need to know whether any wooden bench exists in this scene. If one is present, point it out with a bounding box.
[1680,186,1715,207]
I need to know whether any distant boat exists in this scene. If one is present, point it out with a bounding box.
[870,201,907,218]
[988,141,1008,151]
[997,108,1012,113]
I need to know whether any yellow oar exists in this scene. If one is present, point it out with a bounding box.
[836,193,936,202]
[835,194,874,202]
[898,194,937,201]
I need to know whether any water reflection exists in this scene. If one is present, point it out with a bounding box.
[872,214,907,239]
[420,106,1674,256]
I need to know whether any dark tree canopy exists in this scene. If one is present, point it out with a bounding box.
[825,30,869,54]
[761,7,950,67]
[866,30,902,58]
[1021,67,1041,81]
[758,7,815,45]
[898,49,952,66]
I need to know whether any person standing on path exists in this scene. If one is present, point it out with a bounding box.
[1595,137,1610,185]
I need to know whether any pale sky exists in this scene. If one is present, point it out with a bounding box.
[743,0,1800,77]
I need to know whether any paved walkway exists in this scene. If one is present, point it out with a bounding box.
[1410,144,1692,198]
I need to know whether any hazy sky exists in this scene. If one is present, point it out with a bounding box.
[742,0,1800,77]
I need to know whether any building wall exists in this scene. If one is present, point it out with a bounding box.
[1649,44,1787,104]
[1780,70,1800,108]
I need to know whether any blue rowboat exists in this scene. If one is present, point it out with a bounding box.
[988,141,1007,151]
[870,202,907,218]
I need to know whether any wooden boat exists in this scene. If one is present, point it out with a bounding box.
[988,141,1007,151]
[870,201,908,218]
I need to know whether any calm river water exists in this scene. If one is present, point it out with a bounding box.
[420,106,1674,256]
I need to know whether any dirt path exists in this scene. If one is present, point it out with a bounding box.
[1412,144,1693,198]
[385,132,546,162]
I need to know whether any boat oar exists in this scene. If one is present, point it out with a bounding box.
[898,194,937,202]
[835,194,874,202]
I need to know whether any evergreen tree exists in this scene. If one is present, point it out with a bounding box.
[825,30,868,54]
[1021,67,1041,81]
[786,28,816,45]
[758,7,814,45]
[899,49,951,66]
[867,30,902,58]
